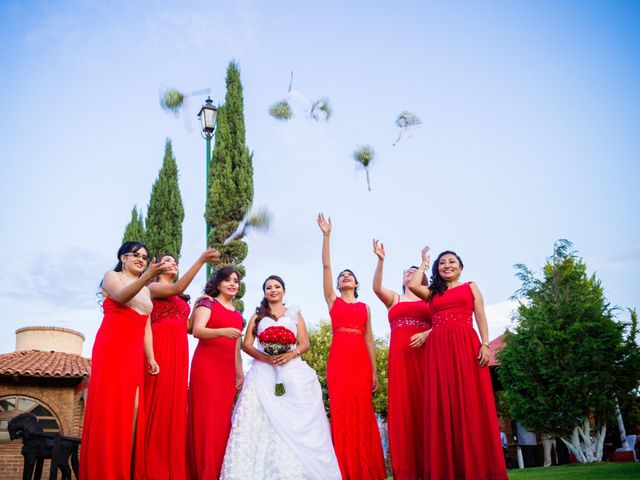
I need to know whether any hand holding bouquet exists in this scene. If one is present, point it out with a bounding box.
[258,326,297,395]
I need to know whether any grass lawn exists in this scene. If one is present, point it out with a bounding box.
[385,462,640,479]
[506,461,640,479]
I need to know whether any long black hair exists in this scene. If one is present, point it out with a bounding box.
[98,241,150,301]
[204,266,240,297]
[337,269,359,298]
[429,251,464,296]
[253,275,286,336]
[114,241,150,273]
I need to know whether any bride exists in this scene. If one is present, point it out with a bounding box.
[220,275,341,480]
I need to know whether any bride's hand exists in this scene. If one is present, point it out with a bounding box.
[272,351,295,366]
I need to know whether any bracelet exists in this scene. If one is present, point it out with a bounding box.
[481,342,490,349]
[421,261,430,270]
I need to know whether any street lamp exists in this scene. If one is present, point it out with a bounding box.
[198,97,218,278]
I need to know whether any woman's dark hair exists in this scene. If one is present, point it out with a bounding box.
[337,269,359,298]
[155,254,190,303]
[204,266,240,298]
[114,241,150,273]
[253,275,286,336]
[429,251,464,296]
[402,265,428,293]
[98,241,150,296]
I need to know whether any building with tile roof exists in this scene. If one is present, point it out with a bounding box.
[0,327,90,479]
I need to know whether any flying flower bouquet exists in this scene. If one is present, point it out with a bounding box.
[258,325,297,395]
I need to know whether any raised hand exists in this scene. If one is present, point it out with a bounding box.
[146,258,172,278]
[201,247,221,264]
[373,239,385,260]
[317,213,332,235]
[421,245,431,265]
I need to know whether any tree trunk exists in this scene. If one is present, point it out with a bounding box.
[560,418,606,463]
[615,397,629,450]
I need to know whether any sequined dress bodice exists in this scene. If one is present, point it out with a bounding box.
[108,273,153,315]
[126,287,153,315]
[388,300,431,331]
[151,295,190,325]
[429,282,474,328]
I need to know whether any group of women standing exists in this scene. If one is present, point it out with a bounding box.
[80,211,507,480]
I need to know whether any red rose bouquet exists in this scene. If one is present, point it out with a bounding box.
[258,325,297,395]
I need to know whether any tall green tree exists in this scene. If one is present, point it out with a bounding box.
[497,240,638,463]
[145,138,185,260]
[206,60,254,311]
[122,205,146,244]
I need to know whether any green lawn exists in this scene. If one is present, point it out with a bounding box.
[506,462,640,479]
[386,462,640,480]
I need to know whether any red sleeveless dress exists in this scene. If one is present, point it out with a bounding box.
[388,299,431,480]
[327,297,386,480]
[143,295,190,480]
[80,297,148,480]
[186,299,243,479]
[425,283,507,480]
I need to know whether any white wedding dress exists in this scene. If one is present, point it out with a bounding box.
[220,307,341,480]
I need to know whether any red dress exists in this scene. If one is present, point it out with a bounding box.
[388,299,431,480]
[186,299,243,479]
[80,297,149,480]
[327,297,386,480]
[425,283,507,480]
[143,295,190,480]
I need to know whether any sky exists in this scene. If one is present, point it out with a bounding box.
[0,0,638,358]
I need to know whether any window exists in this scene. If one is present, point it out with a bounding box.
[0,395,61,440]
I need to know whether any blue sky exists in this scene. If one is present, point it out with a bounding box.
[1,0,638,357]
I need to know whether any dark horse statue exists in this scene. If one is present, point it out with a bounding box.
[8,412,80,480]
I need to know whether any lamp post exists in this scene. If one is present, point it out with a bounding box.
[197,97,218,279]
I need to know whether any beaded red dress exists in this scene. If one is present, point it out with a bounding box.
[186,299,243,480]
[425,283,507,480]
[387,299,431,480]
[327,297,386,480]
[143,294,191,480]
[80,290,152,480]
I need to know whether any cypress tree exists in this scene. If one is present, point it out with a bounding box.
[498,240,638,463]
[122,206,146,244]
[206,60,254,312]
[145,138,185,260]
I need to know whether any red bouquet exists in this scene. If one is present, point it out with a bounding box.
[258,326,297,355]
[258,326,297,396]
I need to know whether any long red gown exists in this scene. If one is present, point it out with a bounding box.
[387,299,431,480]
[425,283,507,480]
[80,296,149,480]
[143,295,190,480]
[186,299,243,479]
[327,297,386,480]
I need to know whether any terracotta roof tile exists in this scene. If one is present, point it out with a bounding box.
[0,350,91,378]
[488,334,506,367]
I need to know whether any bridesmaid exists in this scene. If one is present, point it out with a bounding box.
[317,213,386,480]
[80,241,170,479]
[186,266,244,479]
[143,248,220,480]
[372,239,431,480]
[409,247,507,480]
